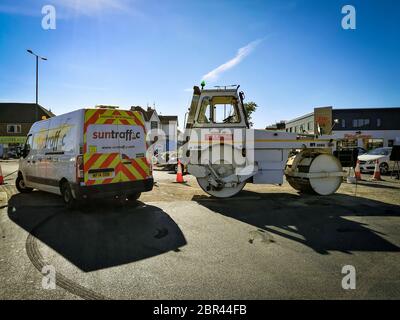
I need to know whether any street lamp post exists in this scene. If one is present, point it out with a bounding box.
[27,49,47,120]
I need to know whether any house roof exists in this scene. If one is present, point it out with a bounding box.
[159,115,178,124]
[0,103,55,123]
[130,106,178,125]
[130,106,157,121]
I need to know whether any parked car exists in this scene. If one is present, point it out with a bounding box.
[7,148,20,159]
[358,147,393,174]
[339,147,367,155]
[355,147,367,155]
[157,150,187,173]
[157,151,178,171]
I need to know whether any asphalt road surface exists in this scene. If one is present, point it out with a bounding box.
[1,161,399,299]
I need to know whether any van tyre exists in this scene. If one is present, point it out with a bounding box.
[127,192,141,201]
[61,181,77,210]
[16,175,33,193]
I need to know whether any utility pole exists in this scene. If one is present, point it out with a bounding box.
[27,49,47,120]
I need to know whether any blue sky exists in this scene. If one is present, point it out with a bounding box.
[0,0,399,129]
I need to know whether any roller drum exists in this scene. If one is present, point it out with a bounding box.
[285,153,342,195]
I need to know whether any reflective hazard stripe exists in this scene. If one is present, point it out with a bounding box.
[100,153,118,169]
[83,109,150,185]
[84,153,102,171]
[84,109,146,130]
[132,159,149,177]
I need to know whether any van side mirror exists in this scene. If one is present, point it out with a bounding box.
[21,145,30,158]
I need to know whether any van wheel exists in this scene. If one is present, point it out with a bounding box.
[16,175,33,193]
[61,181,76,210]
[127,192,141,201]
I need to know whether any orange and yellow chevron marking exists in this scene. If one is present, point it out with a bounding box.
[84,153,102,171]
[84,152,120,185]
[84,153,150,185]
[84,109,107,132]
[118,158,150,182]
[84,153,118,169]
[84,109,145,129]
[100,153,118,169]
[132,158,150,177]
[83,109,149,185]
[117,163,139,182]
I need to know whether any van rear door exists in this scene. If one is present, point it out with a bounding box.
[117,110,150,183]
[83,109,150,186]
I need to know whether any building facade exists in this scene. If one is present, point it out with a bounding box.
[283,107,400,149]
[131,106,178,153]
[159,115,179,151]
[0,103,54,158]
[131,106,161,133]
[284,112,314,134]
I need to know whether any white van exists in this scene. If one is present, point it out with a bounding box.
[16,108,154,208]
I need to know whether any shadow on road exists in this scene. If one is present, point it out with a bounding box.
[8,191,187,272]
[193,191,400,255]
[356,181,400,190]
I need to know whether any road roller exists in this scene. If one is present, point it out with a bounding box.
[181,85,345,198]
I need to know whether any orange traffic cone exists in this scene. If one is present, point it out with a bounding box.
[176,160,185,183]
[0,164,3,185]
[354,160,362,181]
[371,159,382,181]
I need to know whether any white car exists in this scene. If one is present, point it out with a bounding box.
[358,147,393,174]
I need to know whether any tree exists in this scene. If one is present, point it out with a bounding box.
[243,101,258,127]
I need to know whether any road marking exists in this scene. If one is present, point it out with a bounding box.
[25,213,110,300]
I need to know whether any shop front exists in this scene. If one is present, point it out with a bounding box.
[0,136,26,158]
[334,131,393,150]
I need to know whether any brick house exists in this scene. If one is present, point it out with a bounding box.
[0,103,54,158]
